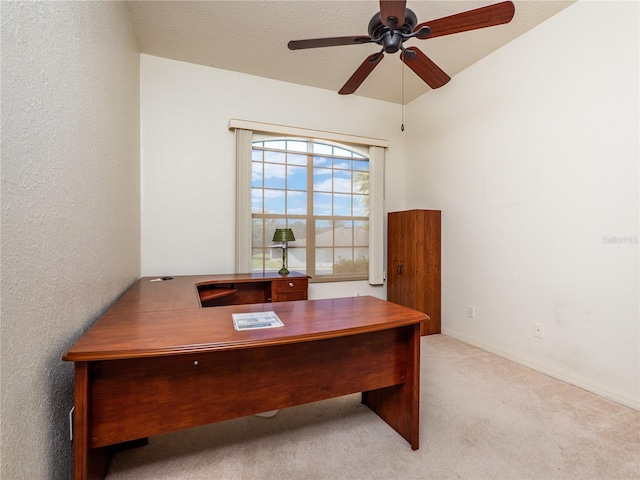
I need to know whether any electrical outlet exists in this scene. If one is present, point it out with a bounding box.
[534,323,544,339]
[467,306,475,318]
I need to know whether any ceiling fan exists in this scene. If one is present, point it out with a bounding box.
[288,1,515,95]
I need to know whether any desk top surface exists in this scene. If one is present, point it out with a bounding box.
[63,275,427,362]
[104,272,310,315]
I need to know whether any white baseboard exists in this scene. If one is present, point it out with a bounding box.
[441,327,640,411]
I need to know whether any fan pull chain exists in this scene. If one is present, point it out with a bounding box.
[401,63,405,132]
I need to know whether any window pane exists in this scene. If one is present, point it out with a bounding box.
[353,195,368,216]
[353,171,369,195]
[313,156,331,167]
[251,149,263,161]
[312,143,332,155]
[288,247,306,271]
[333,158,351,170]
[287,166,307,190]
[313,168,332,192]
[316,220,333,247]
[287,153,307,165]
[286,190,306,215]
[354,247,369,274]
[264,189,285,214]
[264,150,285,163]
[353,160,369,171]
[264,164,285,189]
[252,218,264,247]
[252,248,265,271]
[354,220,368,246]
[289,219,306,247]
[333,147,352,158]
[287,140,308,153]
[251,188,262,213]
[264,246,282,272]
[334,220,353,247]
[264,219,287,247]
[333,170,352,193]
[271,218,287,232]
[313,193,332,215]
[315,248,333,275]
[251,162,262,188]
[264,140,286,150]
[334,248,354,274]
[333,194,351,216]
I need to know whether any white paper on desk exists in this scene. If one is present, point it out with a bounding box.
[232,311,284,331]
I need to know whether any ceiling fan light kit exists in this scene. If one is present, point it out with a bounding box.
[288,1,515,96]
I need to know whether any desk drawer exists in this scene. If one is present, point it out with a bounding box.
[271,278,308,302]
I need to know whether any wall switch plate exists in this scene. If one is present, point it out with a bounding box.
[467,306,475,318]
[534,323,544,339]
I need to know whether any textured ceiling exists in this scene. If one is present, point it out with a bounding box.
[126,1,574,105]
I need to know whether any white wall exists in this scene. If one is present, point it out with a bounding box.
[0,3,140,478]
[140,55,407,299]
[405,1,639,408]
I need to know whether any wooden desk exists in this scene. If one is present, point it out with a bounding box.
[63,275,426,480]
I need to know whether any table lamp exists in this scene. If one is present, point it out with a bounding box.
[273,228,295,275]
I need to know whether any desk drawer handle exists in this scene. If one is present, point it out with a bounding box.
[288,282,294,288]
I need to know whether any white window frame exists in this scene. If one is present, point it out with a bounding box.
[230,119,386,285]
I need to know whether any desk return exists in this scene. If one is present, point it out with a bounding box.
[197,272,309,306]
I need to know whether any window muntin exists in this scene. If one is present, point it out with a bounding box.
[251,138,369,280]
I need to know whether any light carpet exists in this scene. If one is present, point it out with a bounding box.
[107,334,640,480]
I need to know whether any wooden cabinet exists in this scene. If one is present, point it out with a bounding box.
[387,210,441,335]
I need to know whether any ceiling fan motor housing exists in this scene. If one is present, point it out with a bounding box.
[368,8,418,53]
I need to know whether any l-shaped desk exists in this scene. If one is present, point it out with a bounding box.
[63,273,427,480]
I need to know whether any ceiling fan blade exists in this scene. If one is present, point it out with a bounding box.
[288,36,372,50]
[414,1,515,39]
[339,52,385,95]
[401,47,450,89]
[380,0,406,28]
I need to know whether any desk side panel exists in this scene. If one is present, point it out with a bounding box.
[73,362,112,480]
[87,329,407,448]
[362,323,420,449]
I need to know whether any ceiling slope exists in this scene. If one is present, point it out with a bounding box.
[126,1,574,104]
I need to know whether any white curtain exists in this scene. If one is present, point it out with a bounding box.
[368,146,385,285]
[235,128,253,273]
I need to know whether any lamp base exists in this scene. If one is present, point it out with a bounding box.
[278,266,289,275]
[279,245,289,275]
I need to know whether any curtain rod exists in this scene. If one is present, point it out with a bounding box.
[228,118,389,148]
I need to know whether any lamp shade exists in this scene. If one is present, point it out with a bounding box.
[273,228,295,243]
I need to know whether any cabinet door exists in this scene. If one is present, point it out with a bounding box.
[387,212,402,304]
[388,211,417,309]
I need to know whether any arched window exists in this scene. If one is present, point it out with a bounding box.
[251,136,369,280]
[231,119,385,285]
